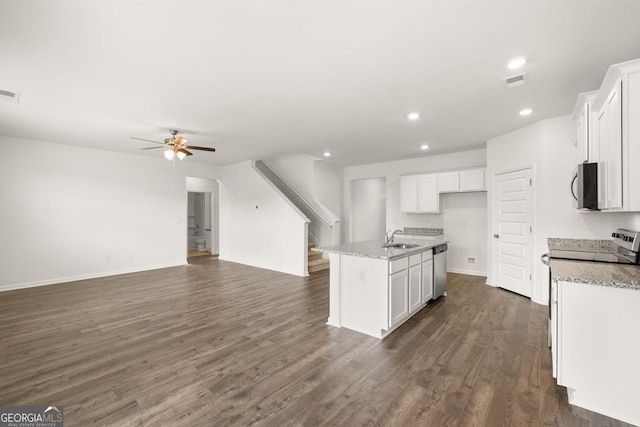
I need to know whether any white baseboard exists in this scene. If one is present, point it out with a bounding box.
[532,296,547,305]
[447,268,487,277]
[567,388,638,427]
[0,261,188,293]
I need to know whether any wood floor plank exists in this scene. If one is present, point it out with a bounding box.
[0,259,633,426]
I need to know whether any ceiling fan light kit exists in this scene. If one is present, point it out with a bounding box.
[131,129,215,161]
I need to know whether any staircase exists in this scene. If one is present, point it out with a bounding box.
[308,243,330,273]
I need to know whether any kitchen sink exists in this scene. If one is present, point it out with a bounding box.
[381,242,421,249]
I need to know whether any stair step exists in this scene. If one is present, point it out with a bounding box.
[308,258,330,273]
[308,251,323,261]
[308,242,316,249]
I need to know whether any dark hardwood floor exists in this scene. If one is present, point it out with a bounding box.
[0,259,631,426]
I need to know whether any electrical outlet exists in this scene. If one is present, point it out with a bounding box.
[467,256,476,264]
[359,272,366,282]
[106,255,112,262]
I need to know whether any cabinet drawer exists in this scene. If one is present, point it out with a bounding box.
[389,257,409,274]
[422,249,433,261]
[409,254,421,267]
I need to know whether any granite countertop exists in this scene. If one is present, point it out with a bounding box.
[315,237,449,260]
[550,259,640,291]
[548,237,640,291]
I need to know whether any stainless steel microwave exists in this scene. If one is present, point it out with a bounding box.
[571,162,599,210]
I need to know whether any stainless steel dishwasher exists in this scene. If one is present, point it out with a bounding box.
[433,244,448,299]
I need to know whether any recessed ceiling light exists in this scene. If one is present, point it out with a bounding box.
[420,144,429,150]
[407,112,420,121]
[519,108,533,116]
[323,151,331,157]
[508,57,527,70]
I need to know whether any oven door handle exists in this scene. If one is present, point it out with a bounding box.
[541,253,550,266]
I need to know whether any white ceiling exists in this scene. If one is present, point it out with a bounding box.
[1,1,640,167]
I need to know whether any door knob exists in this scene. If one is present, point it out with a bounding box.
[493,234,500,238]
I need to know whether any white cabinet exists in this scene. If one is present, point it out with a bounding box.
[400,173,439,213]
[595,78,623,210]
[401,168,486,213]
[460,169,485,192]
[388,269,409,329]
[408,264,422,314]
[589,58,640,212]
[400,175,418,212]
[421,258,433,303]
[437,172,460,193]
[573,91,598,164]
[438,169,486,193]
[417,174,439,212]
[554,280,640,424]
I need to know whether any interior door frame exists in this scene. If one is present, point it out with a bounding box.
[491,164,536,298]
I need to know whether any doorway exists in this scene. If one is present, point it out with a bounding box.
[186,177,219,260]
[187,192,212,258]
[351,177,386,242]
[492,167,533,298]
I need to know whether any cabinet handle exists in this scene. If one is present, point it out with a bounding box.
[493,234,500,238]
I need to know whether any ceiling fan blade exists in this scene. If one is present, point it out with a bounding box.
[141,146,165,150]
[173,136,188,145]
[184,145,216,152]
[178,148,193,156]
[131,137,164,145]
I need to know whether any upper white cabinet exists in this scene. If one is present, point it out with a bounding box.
[438,169,485,193]
[417,174,439,212]
[460,169,485,192]
[400,175,418,212]
[437,172,460,193]
[401,168,486,213]
[400,173,439,213]
[572,91,598,164]
[590,58,640,212]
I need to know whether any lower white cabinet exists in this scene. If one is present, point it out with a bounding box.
[421,258,433,303]
[408,264,422,314]
[388,269,409,329]
[328,247,439,340]
[552,280,640,425]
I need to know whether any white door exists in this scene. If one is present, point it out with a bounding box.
[493,168,533,298]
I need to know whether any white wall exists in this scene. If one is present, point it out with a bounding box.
[351,178,386,241]
[266,153,343,220]
[487,115,640,304]
[0,136,219,291]
[218,161,309,276]
[343,149,488,275]
[313,160,343,218]
[442,192,488,275]
[265,154,318,202]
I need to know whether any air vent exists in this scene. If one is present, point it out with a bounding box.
[503,73,526,88]
[0,89,20,103]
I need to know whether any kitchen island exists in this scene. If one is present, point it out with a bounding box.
[315,236,448,339]
[547,240,640,426]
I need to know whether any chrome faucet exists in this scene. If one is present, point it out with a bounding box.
[384,229,403,245]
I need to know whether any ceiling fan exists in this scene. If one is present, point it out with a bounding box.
[131,129,216,160]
